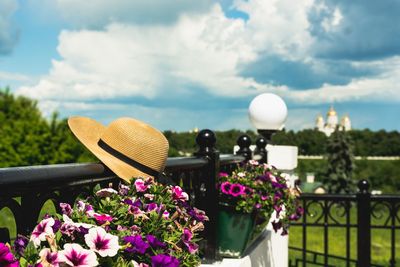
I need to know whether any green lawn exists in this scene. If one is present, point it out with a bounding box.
[289,205,400,267]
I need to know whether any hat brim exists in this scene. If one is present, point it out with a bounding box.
[68,116,152,183]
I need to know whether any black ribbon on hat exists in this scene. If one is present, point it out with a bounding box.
[98,139,159,177]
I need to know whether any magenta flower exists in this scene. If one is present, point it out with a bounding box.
[76,201,94,217]
[85,227,119,257]
[30,217,55,247]
[182,228,198,254]
[93,213,113,225]
[151,254,179,267]
[59,243,98,267]
[220,182,231,195]
[261,195,269,201]
[185,242,199,254]
[123,235,149,254]
[229,183,245,197]
[255,203,262,209]
[171,186,189,202]
[38,248,62,267]
[219,172,229,177]
[162,211,170,219]
[134,179,149,192]
[248,160,259,166]
[95,188,118,197]
[0,243,18,267]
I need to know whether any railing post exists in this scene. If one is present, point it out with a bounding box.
[254,137,267,163]
[236,134,252,161]
[194,129,220,262]
[357,179,371,267]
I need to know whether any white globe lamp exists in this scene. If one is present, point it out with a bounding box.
[248,93,288,163]
[248,93,287,131]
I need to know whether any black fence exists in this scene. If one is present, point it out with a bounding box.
[2,129,400,265]
[0,129,247,262]
[289,180,400,267]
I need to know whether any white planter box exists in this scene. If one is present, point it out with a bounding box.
[201,227,288,267]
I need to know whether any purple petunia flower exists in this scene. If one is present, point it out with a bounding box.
[0,242,19,267]
[220,182,231,195]
[271,181,287,189]
[273,191,282,203]
[229,183,245,197]
[187,207,208,222]
[123,235,149,254]
[14,235,29,256]
[151,254,180,267]
[118,183,130,196]
[182,228,199,254]
[146,235,166,249]
[52,219,61,233]
[271,220,282,232]
[146,203,158,212]
[60,203,73,216]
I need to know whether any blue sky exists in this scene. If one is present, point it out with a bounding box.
[0,0,399,132]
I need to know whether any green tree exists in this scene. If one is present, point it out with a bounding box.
[323,129,355,193]
[0,88,95,167]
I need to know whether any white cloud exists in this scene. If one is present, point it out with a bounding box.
[282,57,400,104]
[52,0,214,27]
[16,0,400,131]
[0,0,18,54]
[0,70,30,81]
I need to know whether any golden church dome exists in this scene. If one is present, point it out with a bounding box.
[327,106,337,116]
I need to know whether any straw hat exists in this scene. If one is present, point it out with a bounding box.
[68,116,169,183]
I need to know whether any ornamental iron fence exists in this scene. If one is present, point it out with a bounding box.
[289,180,400,267]
[1,129,399,265]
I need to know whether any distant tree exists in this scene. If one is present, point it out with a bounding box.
[0,88,95,167]
[323,129,355,193]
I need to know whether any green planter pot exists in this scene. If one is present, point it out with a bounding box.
[217,203,256,258]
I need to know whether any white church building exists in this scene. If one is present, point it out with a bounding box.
[315,106,351,136]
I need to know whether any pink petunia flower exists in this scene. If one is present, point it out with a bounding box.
[248,160,259,166]
[218,172,229,177]
[229,183,245,197]
[134,179,149,192]
[59,243,98,267]
[30,218,55,247]
[93,213,113,225]
[220,182,231,195]
[38,248,63,267]
[85,227,119,257]
[171,186,189,202]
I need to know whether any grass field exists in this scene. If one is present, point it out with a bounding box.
[288,204,400,267]
[1,200,399,266]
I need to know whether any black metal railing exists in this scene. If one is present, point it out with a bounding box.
[289,180,400,267]
[0,129,248,262]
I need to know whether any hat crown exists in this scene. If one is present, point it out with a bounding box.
[101,118,169,172]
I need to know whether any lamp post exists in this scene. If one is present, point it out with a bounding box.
[248,93,288,163]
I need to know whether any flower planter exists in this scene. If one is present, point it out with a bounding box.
[217,203,256,258]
